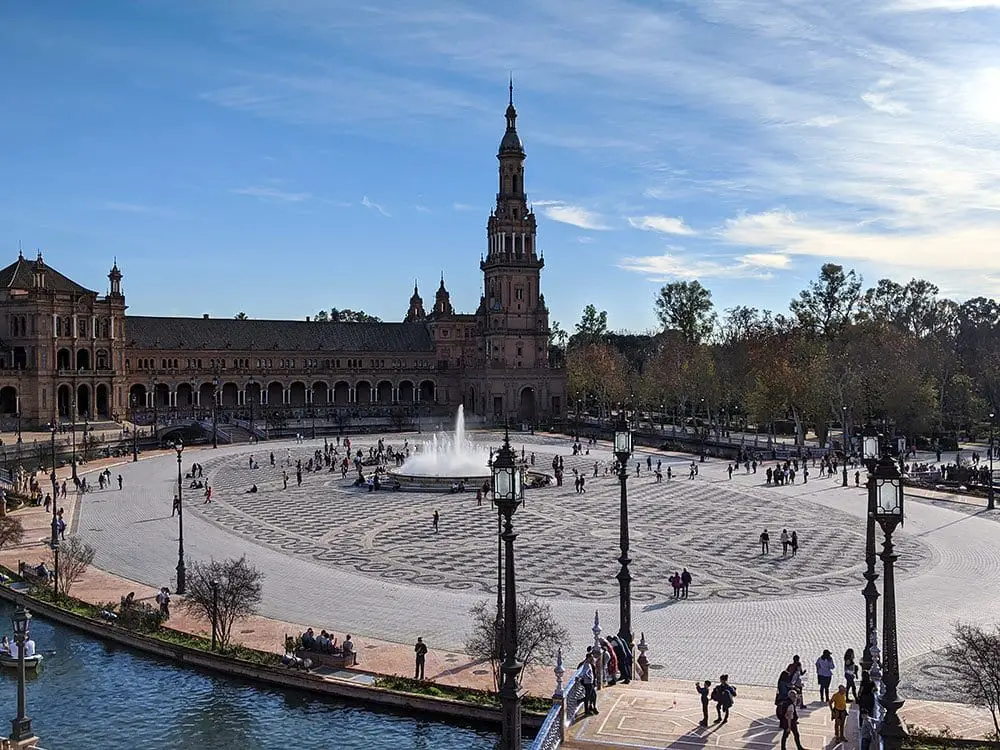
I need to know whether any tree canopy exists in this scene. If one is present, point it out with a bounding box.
[566,262,1000,441]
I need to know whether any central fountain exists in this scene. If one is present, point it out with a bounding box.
[389,405,493,491]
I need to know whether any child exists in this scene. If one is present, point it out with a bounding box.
[695,680,711,727]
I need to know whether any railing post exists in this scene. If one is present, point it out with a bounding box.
[592,610,603,690]
[554,647,566,742]
[637,632,649,681]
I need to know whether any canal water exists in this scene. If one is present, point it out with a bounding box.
[0,603,500,749]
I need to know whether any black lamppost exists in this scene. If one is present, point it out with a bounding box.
[212,375,219,449]
[70,395,77,481]
[842,405,849,487]
[210,579,220,651]
[130,394,138,462]
[248,376,256,440]
[9,605,33,743]
[174,440,186,595]
[989,411,995,512]
[872,452,907,750]
[699,397,706,462]
[861,424,880,673]
[492,427,524,750]
[614,409,634,649]
[152,376,159,429]
[49,425,58,547]
[52,540,60,602]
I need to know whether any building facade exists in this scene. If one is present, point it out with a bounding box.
[0,92,566,432]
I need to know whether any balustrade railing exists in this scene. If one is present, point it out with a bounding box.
[529,649,586,750]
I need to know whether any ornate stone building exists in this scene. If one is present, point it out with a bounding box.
[0,90,565,431]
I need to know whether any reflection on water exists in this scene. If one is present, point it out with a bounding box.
[0,603,498,750]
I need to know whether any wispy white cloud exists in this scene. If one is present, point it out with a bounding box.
[627,215,696,236]
[889,0,1000,9]
[186,0,1000,302]
[618,248,784,282]
[232,186,311,202]
[415,204,431,213]
[452,202,476,212]
[361,195,390,216]
[720,210,1000,274]
[534,200,608,230]
[99,201,163,214]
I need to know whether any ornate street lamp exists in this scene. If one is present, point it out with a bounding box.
[49,425,58,548]
[248,376,256,441]
[614,409,634,650]
[212,375,219,449]
[52,539,60,602]
[130,393,138,462]
[841,405,849,487]
[989,411,996,512]
[861,423,881,673]
[9,605,34,743]
[152,375,159,429]
[492,427,524,750]
[872,453,907,750]
[70,395,77,481]
[699,397,706,462]
[174,440,186,594]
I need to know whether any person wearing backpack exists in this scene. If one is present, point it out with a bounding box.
[778,689,805,750]
[711,674,736,724]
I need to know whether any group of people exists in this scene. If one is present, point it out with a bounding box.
[695,675,737,725]
[759,528,800,556]
[774,648,876,748]
[577,636,634,716]
[299,627,356,662]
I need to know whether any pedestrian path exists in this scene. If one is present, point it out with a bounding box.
[565,680,852,749]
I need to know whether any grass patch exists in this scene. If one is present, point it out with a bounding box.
[372,675,551,714]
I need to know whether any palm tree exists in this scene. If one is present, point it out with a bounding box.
[235,312,248,320]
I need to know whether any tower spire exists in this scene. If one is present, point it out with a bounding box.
[509,74,513,106]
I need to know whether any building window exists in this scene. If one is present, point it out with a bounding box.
[515,288,524,300]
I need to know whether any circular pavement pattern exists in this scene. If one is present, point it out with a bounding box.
[189,435,933,602]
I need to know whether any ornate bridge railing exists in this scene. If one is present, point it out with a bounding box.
[529,651,585,750]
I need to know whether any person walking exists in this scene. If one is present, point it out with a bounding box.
[117,474,123,490]
[760,529,770,554]
[778,689,805,750]
[815,649,835,703]
[414,637,428,680]
[432,510,439,533]
[790,530,798,556]
[843,648,858,702]
[696,680,712,726]
[171,494,181,517]
[780,529,790,556]
[829,684,848,742]
[680,568,692,599]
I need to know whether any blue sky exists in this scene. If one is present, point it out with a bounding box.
[3,0,1000,332]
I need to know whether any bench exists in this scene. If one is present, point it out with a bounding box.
[295,649,358,669]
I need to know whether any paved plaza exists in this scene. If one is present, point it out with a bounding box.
[72,430,1000,690]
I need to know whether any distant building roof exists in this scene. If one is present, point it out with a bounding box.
[126,316,436,353]
[0,254,96,295]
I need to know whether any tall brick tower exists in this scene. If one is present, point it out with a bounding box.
[469,81,565,422]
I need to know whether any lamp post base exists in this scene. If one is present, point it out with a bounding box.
[9,716,33,743]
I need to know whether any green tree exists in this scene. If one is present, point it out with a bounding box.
[571,304,608,346]
[654,280,716,344]
[790,263,862,340]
